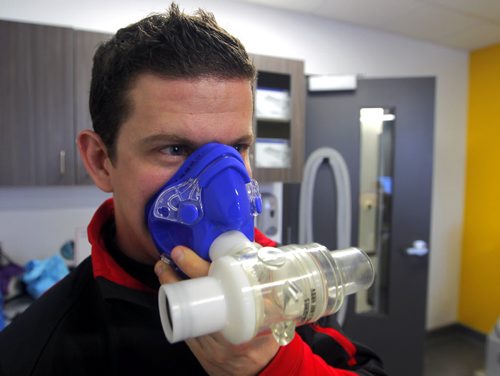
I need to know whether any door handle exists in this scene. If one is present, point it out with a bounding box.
[59,150,66,176]
[406,240,429,256]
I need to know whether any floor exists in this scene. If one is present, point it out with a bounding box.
[424,325,486,376]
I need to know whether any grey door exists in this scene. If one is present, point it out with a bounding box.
[301,77,434,376]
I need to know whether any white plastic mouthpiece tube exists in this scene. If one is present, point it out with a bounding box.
[159,277,226,343]
[158,231,374,346]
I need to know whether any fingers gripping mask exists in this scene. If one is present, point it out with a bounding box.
[145,143,262,261]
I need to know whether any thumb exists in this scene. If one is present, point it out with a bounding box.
[154,258,180,284]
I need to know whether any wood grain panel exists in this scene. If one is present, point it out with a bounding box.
[0,20,75,185]
[74,30,111,185]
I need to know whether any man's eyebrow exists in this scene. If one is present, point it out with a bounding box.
[140,133,255,147]
[139,134,196,148]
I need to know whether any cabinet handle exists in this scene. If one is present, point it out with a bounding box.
[59,150,66,176]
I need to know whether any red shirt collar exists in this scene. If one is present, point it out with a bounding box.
[88,199,153,292]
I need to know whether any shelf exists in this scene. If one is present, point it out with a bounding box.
[250,54,305,183]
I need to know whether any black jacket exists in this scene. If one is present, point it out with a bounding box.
[0,199,386,375]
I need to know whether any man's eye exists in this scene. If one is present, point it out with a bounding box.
[160,145,191,156]
[233,144,249,154]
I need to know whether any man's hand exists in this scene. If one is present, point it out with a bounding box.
[154,246,280,376]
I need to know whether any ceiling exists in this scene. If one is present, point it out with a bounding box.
[228,0,500,50]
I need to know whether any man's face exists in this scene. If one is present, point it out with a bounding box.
[107,74,254,264]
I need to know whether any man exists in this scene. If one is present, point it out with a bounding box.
[0,4,386,375]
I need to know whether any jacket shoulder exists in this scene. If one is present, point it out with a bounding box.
[0,258,95,375]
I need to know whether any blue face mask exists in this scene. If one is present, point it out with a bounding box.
[145,143,262,261]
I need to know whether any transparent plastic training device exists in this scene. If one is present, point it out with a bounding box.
[159,231,374,346]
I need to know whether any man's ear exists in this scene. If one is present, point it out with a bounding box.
[76,130,114,193]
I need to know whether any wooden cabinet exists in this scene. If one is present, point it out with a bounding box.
[74,30,111,185]
[250,54,305,183]
[0,20,75,185]
[0,21,111,186]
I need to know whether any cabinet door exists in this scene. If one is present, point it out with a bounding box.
[74,30,111,185]
[250,54,305,183]
[0,21,75,185]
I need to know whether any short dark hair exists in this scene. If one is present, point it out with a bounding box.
[89,3,256,161]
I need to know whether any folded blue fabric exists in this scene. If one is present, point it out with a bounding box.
[23,255,69,299]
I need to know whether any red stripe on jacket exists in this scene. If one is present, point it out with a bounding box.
[89,199,277,292]
[311,323,358,366]
[259,333,357,376]
[88,199,153,293]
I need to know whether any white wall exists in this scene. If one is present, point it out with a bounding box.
[0,0,468,330]
[0,187,110,264]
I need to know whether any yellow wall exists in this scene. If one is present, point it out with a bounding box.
[459,43,500,334]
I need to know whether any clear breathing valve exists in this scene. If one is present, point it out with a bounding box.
[158,231,375,346]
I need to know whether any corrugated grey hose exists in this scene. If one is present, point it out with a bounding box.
[299,147,351,326]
